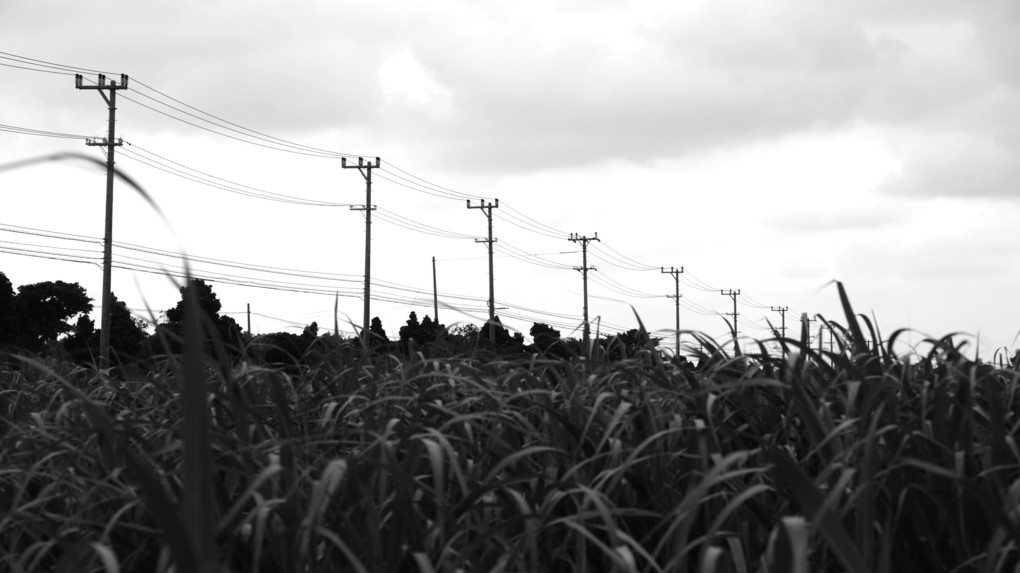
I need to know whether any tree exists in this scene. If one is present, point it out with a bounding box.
[166,279,223,323]
[252,327,315,374]
[487,316,524,354]
[13,280,93,353]
[368,316,389,348]
[160,279,242,357]
[0,272,17,349]
[399,312,446,347]
[63,291,148,362]
[429,323,480,356]
[106,293,149,358]
[530,323,562,352]
[399,311,421,343]
[603,328,661,360]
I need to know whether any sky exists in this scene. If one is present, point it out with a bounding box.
[2,0,1019,359]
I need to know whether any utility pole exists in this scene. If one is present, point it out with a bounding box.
[467,198,499,342]
[720,289,741,355]
[802,313,820,353]
[661,266,684,356]
[432,256,439,324]
[770,305,789,358]
[76,73,128,369]
[247,303,251,335]
[569,233,599,358]
[343,156,381,345]
[770,306,789,339]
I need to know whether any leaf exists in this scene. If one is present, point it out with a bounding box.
[766,447,869,573]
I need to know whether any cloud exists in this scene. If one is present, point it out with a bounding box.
[773,207,900,233]
[3,0,1019,177]
[369,0,1019,173]
[880,134,1020,198]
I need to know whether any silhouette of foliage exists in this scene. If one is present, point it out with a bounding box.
[369,316,389,348]
[602,328,661,360]
[159,279,242,357]
[484,316,525,354]
[11,280,92,353]
[63,291,148,363]
[0,271,17,349]
[399,311,447,348]
[251,322,323,374]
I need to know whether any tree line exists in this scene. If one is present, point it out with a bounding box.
[0,271,662,369]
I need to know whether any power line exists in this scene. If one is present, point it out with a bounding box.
[2,50,791,339]
[0,123,90,140]
[129,78,357,158]
[119,143,353,206]
[591,242,659,272]
[0,51,111,75]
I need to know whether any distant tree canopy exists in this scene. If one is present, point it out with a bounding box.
[10,280,93,353]
[484,316,525,353]
[159,279,243,356]
[369,316,389,347]
[63,291,148,362]
[530,322,561,351]
[399,312,446,347]
[601,328,661,360]
[251,321,323,373]
[0,272,17,348]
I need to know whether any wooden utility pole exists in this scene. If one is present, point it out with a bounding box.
[770,306,789,338]
[802,313,820,353]
[343,157,380,345]
[76,73,128,369]
[467,199,498,342]
[247,303,251,334]
[569,233,599,358]
[661,266,684,356]
[770,305,789,357]
[721,289,741,355]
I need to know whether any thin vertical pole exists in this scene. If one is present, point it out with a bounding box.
[99,86,116,366]
[343,157,381,345]
[720,289,741,356]
[432,256,439,323]
[569,233,599,359]
[661,266,683,357]
[467,199,499,342]
[77,73,127,369]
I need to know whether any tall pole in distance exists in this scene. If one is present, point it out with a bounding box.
[770,306,789,338]
[76,73,128,369]
[343,157,381,345]
[661,266,684,356]
[802,313,820,353]
[771,305,789,357]
[569,233,600,359]
[467,199,499,342]
[432,256,439,324]
[721,289,741,356]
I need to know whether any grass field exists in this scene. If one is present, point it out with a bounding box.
[1,282,1019,572]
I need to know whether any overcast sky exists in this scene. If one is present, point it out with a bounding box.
[2,0,1019,358]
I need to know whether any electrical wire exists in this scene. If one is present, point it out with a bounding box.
[590,242,659,272]
[0,123,90,140]
[1,50,787,335]
[119,142,353,206]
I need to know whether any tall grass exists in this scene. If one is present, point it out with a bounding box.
[2,282,1020,571]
